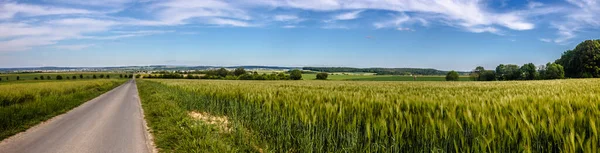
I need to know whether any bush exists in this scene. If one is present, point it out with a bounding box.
[93,75,97,79]
[316,73,328,80]
[46,76,51,80]
[16,76,20,80]
[290,69,302,80]
[445,71,459,81]
[72,76,77,80]
[56,75,63,80]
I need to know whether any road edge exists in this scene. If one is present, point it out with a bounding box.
[132,79,159,153]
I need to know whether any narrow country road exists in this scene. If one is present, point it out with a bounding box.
[0,80,154,153]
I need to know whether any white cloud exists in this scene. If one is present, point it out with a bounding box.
[333,10,363,20]
[282,25,297,28]
[207,18,252,27]
[147,0,251,26]
[54,44,95,50]
[274,15,300,22]
[0,2,94,20]
[540,38,552,42]
[528,1,544,9]
[48,0,136,7]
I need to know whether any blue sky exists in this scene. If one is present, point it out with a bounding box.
[0,0,599,71]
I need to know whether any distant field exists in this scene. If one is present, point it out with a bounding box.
[302,74,471,81]
[0,79,126,140]
[0,73,131,82]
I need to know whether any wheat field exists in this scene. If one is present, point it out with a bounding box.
[138,79,600,152]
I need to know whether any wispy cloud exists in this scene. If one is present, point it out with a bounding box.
[548,0,600,43]
[332,10,363,20]
[0,2,94,20]
[54,44,95,50]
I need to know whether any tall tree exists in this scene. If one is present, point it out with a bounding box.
[216,68,229,78]
[545,63,565,79]
[520,63,537,80]
[233,67,247,76]
[504,64,521,80]
[556,39,600,78]
[495,64,506,80]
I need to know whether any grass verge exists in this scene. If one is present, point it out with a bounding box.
[136,80,265,153]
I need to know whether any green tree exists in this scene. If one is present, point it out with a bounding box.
[0,77,2,81]
[217,68,229,78]
[106,75,110,79]
[46,76,51,80]
[66,76,70,79]
[316,73,329,80]
[480,70,496,81]
[16,76,20,80]
[504,64,521,80]
[40,75,45,80]
[545,63,565,79]
[520,63,537,80]
[290,69,302,80]
[56,75,63,80]
[120,74,123,78]
[99,74,105,78]
[72,75,77,80]
[233,67,247,76]
[470,66,486,81]
[80,74,83,79]
[445,71,460,81]
[495,64,506,80]
[93,75,97,79]
[556,39,600,78]
[34,77,38,80]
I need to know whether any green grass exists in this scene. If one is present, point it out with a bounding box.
[302,74,471,81]
[136,80,265,153]
[140,79,600,152]
[0,73,131,82]
[0,79,126,140]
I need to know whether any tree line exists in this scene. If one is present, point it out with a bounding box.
[0,74,133,82]
[302,67,456,75]
[466,39,598,81]
[144,68,304,80]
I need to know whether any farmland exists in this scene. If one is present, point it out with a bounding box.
[0,79,126,140]
[137,79,600,152]
[0,73,131,82]
[302,74,472,81]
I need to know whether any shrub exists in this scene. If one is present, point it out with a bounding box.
[445,71,459,81]
[56,75,63,80]
[290,69,302,80]
[316,73,328,80]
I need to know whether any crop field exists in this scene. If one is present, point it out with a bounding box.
[302,74,471,81]
[0,79,126,140]
[137,79,600,152]
[0,73,131,82]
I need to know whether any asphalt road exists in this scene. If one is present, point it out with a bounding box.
[0,80,154,153]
